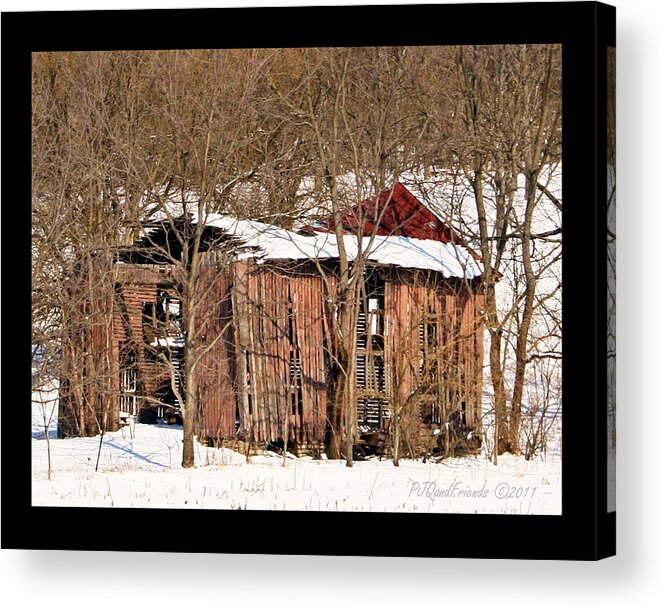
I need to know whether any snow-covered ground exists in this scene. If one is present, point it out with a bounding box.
[32,388,561,514]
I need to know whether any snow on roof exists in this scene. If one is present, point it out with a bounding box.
[203,214,482,279]
[138,164,565,279]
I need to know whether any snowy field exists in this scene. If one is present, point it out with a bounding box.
[32,388,561,514]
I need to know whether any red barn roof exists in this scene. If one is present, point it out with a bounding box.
[301,182,479,258]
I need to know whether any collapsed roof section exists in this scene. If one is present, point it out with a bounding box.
[119,184,483,279]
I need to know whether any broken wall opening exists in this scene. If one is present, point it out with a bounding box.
[119,340,139,417]
[356,267,389,434]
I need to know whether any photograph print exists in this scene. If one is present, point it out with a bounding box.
[31,43,563,516]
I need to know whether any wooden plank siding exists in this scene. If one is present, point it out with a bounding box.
[110,265,179,417]
[291,270,329,442]
[230,262,331,445]
[59,258,485,454]
[383,271,484,432]
[195,263,236,440]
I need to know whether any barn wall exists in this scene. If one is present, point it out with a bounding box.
[111,265,180,416]
[195,263,236,440]
[59,257,485,453]
[384,271,484,433]
[223,263,484,446]
[227,261,330,445]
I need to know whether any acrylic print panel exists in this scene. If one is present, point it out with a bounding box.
[607,44,617,514]
[31,45,562,516]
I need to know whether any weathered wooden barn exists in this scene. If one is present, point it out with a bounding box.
[58,183,486,456]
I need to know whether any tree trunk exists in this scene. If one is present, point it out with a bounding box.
[283,398,289,467]
[341,278,362,468]
[488,316,510,454]
[182,367,196,468]
[231,263,251,436]
[181,265,198,469]
[326,384,342,460]
[328,344,351,462]
[344,318,357,469]
[392,414,400,467]
[470,170,510,455]
[327,319,358,466]
[45,423,52,480]
[509,174,538,453]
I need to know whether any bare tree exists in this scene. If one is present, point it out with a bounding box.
[32,45,563,470]
[264,47,436,465]
[128,50,276,467]
[33,50,274,467]
[437,45,562,456]
[32,52,139,443]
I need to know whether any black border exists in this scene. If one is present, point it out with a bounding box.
[2,1,615,559]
